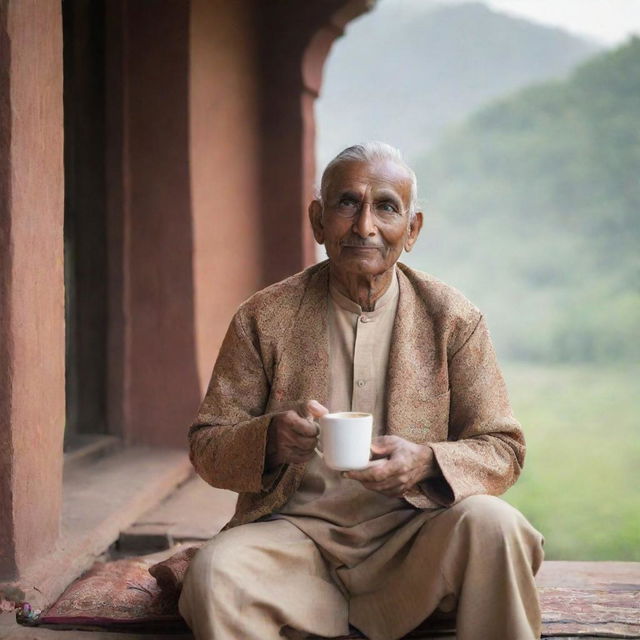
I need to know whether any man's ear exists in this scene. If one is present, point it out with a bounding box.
[404,211,423,252]
[309,200,325,244]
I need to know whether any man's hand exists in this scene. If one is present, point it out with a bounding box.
[343,435,438,498]
[265,400,328,468]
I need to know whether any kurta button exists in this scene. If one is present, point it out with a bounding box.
[357,379,366,387]
[360,315,370,323]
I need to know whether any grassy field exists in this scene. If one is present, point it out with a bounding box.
[500,362,640,561]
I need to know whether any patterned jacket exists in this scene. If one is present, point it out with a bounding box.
[188,260,525,529]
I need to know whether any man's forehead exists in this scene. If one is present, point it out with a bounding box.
[324,158,413,196]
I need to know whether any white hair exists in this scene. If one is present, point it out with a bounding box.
[319,142,418,220]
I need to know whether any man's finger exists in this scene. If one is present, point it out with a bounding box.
[288,444,316,456]
[361,477,405,493]
[288,419,319,438]
[370,436,399,455]
[344,459,394,483]
[296,399,328,420]
[288,450,316,464]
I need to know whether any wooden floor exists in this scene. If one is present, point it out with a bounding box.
[1,478,638,640]
[0,609,635,640]
[535,560,639,638]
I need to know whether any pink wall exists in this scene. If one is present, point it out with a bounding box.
[112,0,266,447]
[189,0,263,393]
[117,1,201,447]
[0,0,65,579]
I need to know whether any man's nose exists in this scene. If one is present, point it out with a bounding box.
[352,202,377,238]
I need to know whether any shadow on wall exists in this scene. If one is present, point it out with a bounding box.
[120,1,201,447]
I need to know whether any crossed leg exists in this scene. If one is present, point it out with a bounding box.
[178,519,349,640]
[347,495,545,640]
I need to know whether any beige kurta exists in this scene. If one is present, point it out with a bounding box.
[188,261,529,525]
[275,270,422,571]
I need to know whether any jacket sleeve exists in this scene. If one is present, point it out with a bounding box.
[418,314,525,507]
[188,308,277,494]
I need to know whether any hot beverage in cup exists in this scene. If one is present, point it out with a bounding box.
[316,411,373,470]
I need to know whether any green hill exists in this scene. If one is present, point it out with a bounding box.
[317,1,600,166]
[407,38,640,363]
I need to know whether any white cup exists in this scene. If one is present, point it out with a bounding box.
[315,411,373,471]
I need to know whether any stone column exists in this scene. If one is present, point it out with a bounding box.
[0,0,65,581]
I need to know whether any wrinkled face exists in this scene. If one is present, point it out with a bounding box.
[309,159,422,279]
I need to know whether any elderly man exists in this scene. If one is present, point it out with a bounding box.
[178,142,544,640]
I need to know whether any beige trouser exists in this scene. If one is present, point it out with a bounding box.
[178,496,544,640]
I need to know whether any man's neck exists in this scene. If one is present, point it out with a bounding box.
[328,265,395,312]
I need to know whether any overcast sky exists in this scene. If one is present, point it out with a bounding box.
[383,0,640,44]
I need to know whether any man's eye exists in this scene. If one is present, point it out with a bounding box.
[376,202,398,213]
[338,198,358,208]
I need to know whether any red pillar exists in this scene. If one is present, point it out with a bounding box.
[0,0,65,581]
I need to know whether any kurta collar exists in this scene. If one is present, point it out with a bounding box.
[328,267,399,319]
